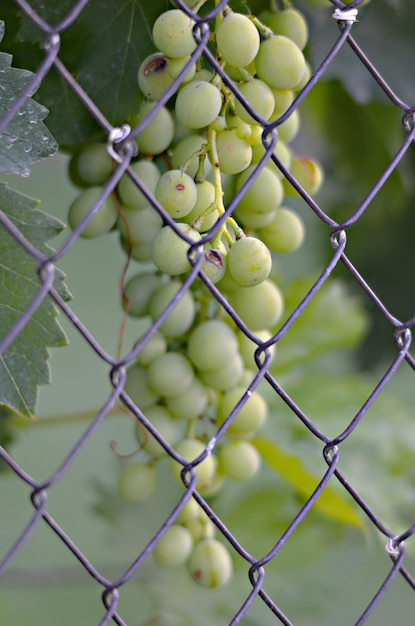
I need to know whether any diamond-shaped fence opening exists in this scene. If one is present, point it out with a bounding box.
[1,0,415,624]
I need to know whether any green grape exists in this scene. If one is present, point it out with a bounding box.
[294,60,312,92]
[152,9,197,58]
[151,223,202,275]
[255,36,306,90]
[223,60,256,82]
[120,235,153,263]
[235,164,283,215]
[117,205,163,245]
[123,272,163,317]
[153,525,194,568]
[188,538,233,587]
[227,236,272,288]
[277,110,300,143]
[215,129,252,175]
[155,169,197,218]
[135,331,167,366]
[183,507,216,541]
[176,498,200,524]
[264,9,309,51]
[135,404,185,457]
[171,438,217,489]
[134,103,175,155]
[217,386,268,435]
[166,376,209,420]
[170,134,210,179]
[118,160,161,210]
[191,68,215,83]
[227,280,284,331]
[148,351,194,398]
[187,319,239,371]
[167,55,196,82]
[73,143,113,186]
[200,353,244,391]
[183,180,218,232]
[257,207,305,253]
[271,89,294,117]
[149,279,196,338]
[124,363,160,409]
[216,12,259,68]
[118,462,157,503]
[233,206,276,230]
[234,79,275,125]
[218,440,261,480]
[284,156,324,196]
[138,53,174,101]
[252,140,292,177]
[201,248,227,284]
[237,329,276,368]
[175,81,223,130]
[68,187,118,238]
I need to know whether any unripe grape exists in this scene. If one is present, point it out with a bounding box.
[201,248,226,284]
[228,236,272,288]
[200,353,244,391]
[235,165,283,215]
[176,498,200,524]
[153,525,194,568]
[237,329,276,368]
[188,538,233,587]
[152,10,197,58]
[175,81,223,129]
[166,376,209,420]
[234,79,275,125]
[118,462,157,503]
[148,351,194,398]
[134,103,174,155]
[149,279,196,338]
[217,386,268,435]
[138,53,174,101]
[171,438,216,489]
[155,169,197,218]
[257,207,305,253]
[170,134,210,179]
[218,440,261,480]
[68,187,118,238]
[124,363,160,409]
[255,36,306,90]
[215,129,252,175]
[135,331,167,366]
[183,180,218,232]
[118,160,161,210]
[151,223,202,275]
[187,319,239,371]
[135,404,185,458]
[264,9,309,50]
[123,272,162,317]
[167,56,196,82]
[228,280,284,331]
[117,205,163,245]
[183,508,216,541]
[233,206,276,230]
[74,143,113,186]
[285,156,324,196]
[216,12,259,68]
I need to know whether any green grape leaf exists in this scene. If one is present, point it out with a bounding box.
[252,437,363,528]
[0,21,57,176]
[0,182,70,419]
[272,277,369,374]
[1,0,169,147]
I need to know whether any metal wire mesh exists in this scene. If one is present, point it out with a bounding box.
[1,0,415,624]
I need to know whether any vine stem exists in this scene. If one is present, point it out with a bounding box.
[34,405,124,428]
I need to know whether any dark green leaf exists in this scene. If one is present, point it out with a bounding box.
[0,22,57,176]
[252,437,363,527]
[1,0,170,146]
[0,182,70,418]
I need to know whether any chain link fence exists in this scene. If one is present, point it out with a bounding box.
[1,0,415,624]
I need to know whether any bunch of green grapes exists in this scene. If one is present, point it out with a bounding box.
[67,1,322,587]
